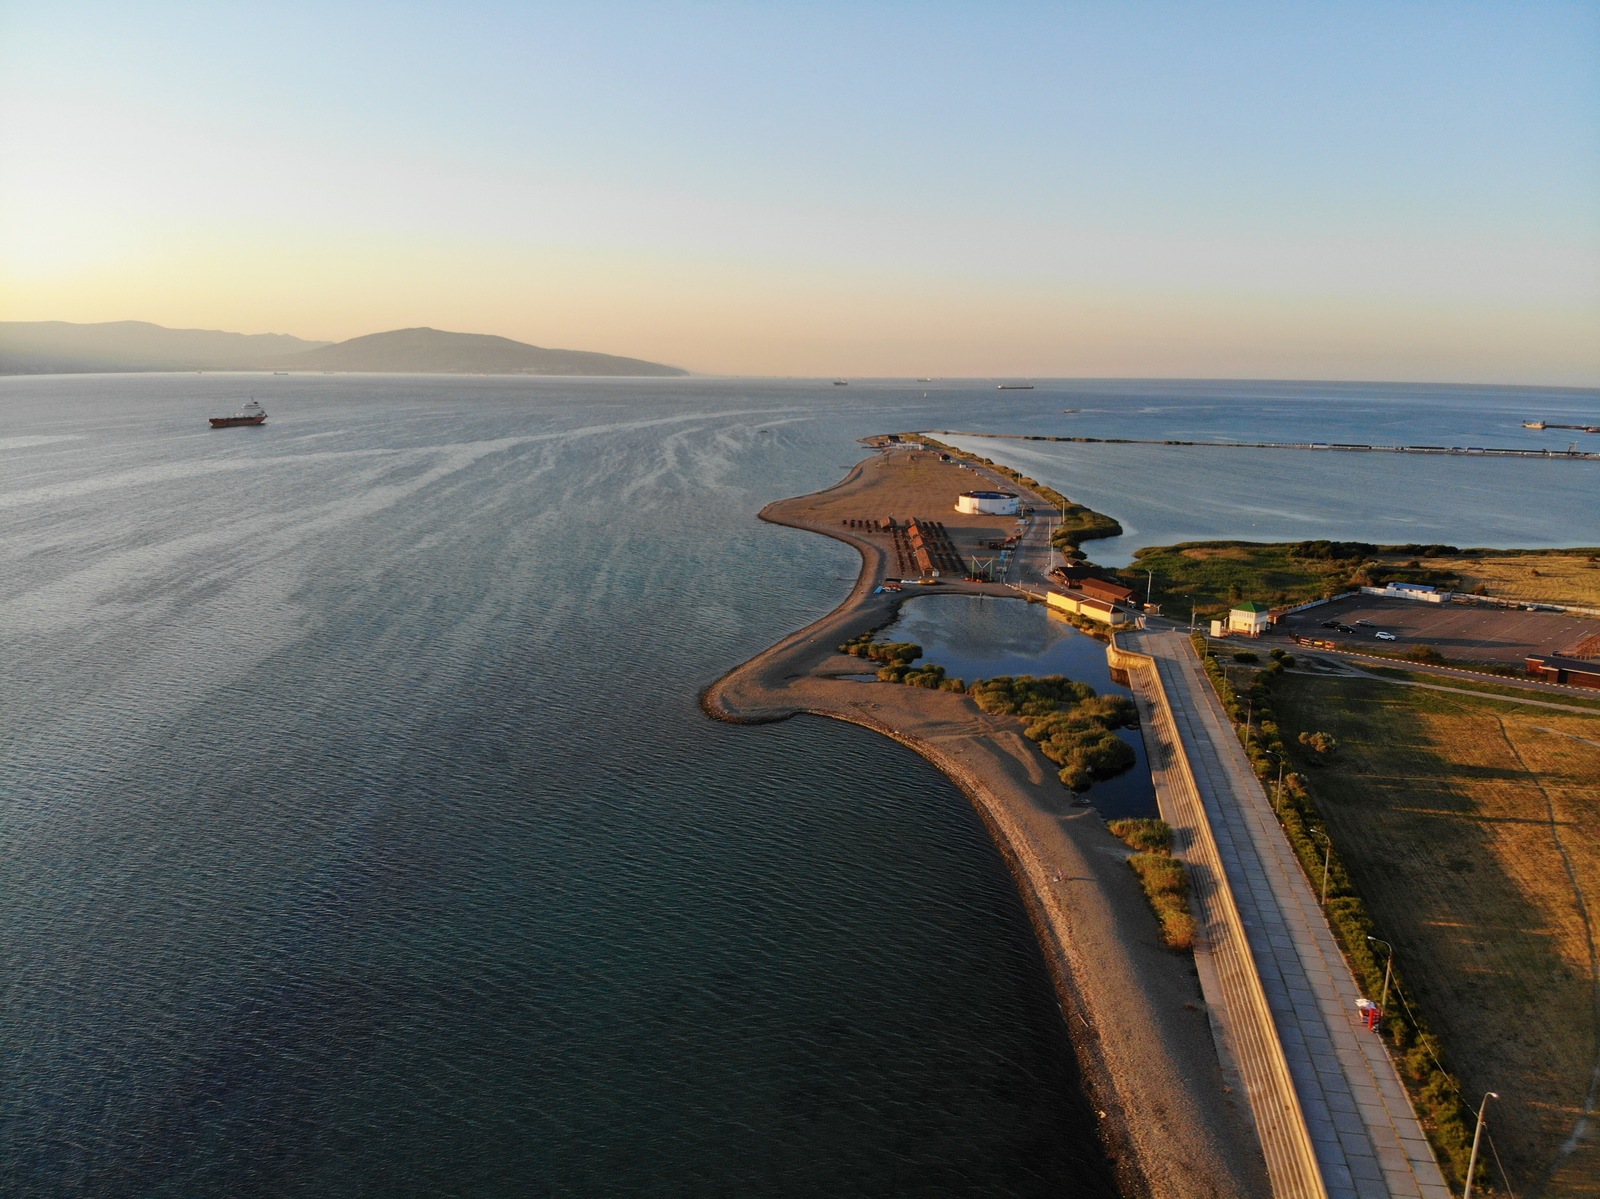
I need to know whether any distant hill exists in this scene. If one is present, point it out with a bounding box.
[0,320,330,374]
[278,327,687,376]
[0,320,687,377]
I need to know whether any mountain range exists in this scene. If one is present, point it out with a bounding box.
[0,321,688,377]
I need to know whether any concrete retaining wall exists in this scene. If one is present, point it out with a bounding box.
[1108,638,1329,1199]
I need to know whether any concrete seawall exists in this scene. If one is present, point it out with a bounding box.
[1110,638,1328,1198]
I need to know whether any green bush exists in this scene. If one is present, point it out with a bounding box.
[1127,852,1196,950]
[969,674,1096,717]
[839,632,923,665]
[1107,817,1173,854]
[1105,821,1195,950]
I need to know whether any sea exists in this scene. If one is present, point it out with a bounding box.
[3,374,1596,1198]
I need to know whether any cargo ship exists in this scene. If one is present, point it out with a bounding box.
[209,400,267,428]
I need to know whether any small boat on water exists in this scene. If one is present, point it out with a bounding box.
[209,400,267,428]
[833,380,849,386]
[998,383,1034,390]
[1523,420,1546,429]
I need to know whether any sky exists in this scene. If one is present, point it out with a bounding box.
[1,1,1596,382]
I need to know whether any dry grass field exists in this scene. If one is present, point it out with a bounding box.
[1275,676,1600,1196]
[1424,551,1600,607]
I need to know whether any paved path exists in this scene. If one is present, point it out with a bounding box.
[1124,630,1451,1199]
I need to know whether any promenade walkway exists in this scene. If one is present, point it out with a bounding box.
[1119,630,1450,1199]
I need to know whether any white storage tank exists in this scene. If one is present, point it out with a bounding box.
[955,490,1020,515]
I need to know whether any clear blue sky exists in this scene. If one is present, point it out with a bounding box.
[2,1,1596,381]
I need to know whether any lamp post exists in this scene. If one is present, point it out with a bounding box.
[1187,597,1196,631]
[1146,568,1155,608]
[1265,751,1286,813]
[1463,1091,1499,1199]
[1366,935,1393,1033]
[1311,827,1332,906]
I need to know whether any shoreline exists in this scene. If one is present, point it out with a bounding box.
[701,458,1270,1199]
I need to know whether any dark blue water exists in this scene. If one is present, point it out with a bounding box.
[2,376,1115,1198]
[878,596,1157,820]
[4,373,1595,1196]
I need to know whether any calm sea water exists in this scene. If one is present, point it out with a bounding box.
[936,379,1599,566]
[4,373,1595,1197]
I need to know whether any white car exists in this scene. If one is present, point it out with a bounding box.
[1375,631,1397,641]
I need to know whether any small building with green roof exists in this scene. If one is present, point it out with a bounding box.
[1228,601,1272,637]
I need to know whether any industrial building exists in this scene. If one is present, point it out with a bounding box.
[1046,590,1120,625]
[955,490,1020,515]
[1525,655,1600,689]
[1079,577,1136,606]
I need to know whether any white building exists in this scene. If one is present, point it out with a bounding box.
[955,490,1020,515]
[1228,601,1272,637]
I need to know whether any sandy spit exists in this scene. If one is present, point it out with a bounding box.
[701,468,1269,1199]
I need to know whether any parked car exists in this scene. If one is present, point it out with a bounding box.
[1321,621,1340,629]
[1375,631,1397,641]
[1335,624,1356,633]
[1354,619,1375,627]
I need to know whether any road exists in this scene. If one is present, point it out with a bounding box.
[1124,629,1451,1199]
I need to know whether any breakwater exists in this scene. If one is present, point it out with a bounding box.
[930,430,1600,461]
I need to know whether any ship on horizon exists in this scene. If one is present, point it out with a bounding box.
[209,400,267,428]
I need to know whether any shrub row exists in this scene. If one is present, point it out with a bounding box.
[1107,819,1195,950]
[1188,632,1480,1188]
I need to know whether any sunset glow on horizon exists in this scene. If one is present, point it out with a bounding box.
[2,2,1596,383]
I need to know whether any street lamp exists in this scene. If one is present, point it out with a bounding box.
[1146,568,1155,608]
[1366,936,1393,1033]
[1264,750,1287,812]
[1310,827,1332,906]
[1463,1091,1500,1199]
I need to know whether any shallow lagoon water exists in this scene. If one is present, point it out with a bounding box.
[880,596,1157,821]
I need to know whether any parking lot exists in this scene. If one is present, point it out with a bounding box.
[1273,594,1599,665]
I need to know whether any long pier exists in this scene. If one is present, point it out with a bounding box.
[928,430,1600,461]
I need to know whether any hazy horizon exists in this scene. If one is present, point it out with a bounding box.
[2,2,1596,385]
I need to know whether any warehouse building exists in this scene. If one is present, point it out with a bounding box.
[1524,655,1600,689]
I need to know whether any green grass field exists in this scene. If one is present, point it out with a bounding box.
[1274,674,1600,1196]
[1127,540,1600,618]
[1360,665,1600,713]
[1124,539,1466,615]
